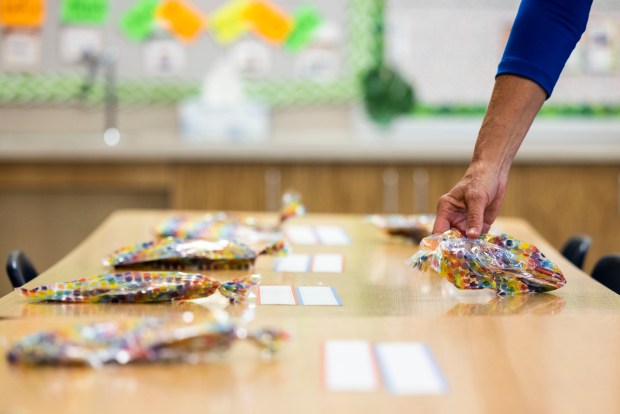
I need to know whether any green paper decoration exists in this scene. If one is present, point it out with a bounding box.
[120,0,159,42]
[285,5,322,52]
[61,0,109,25]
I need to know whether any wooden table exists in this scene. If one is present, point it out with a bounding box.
[0,210,618,414]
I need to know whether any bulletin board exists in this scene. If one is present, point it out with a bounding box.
[0,0,380,107]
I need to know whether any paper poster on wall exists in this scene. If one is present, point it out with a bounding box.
[156,0,206,43]
[243,1,292,44]
[1,28,41,71]
[210,0,250,44]
[143,38,186,76]
[59,26,102,64]
[0,0,45,27]
[586,21,617,75]
[61,0,108,25]
[120,0,159,42]
[229,39,272,78]
[294,22,341,80]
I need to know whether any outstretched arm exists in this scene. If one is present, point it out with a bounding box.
[433,0,592,238]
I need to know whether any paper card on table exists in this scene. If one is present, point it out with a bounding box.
[315,226,350,246]
[296,286,341,306]
[375,343,448,395]
[312,254,344,273]
[275,254,311,273]
[257,285,296,305]
[157,0,206,42]
[243,0,292,44]
[210,0,250,44]
[0,0,45,27]
[284,4,322,52]
[285,225,318,245]
[1,28,41,71]
[61,0,108,25]
[120,0,159,42]
[324,341,379,392]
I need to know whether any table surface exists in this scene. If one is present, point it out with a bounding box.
[0,210,618,414]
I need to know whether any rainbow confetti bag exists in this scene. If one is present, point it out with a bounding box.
[21,272,260,304]
[366,214,435,243]
[103,238,289,271]
[408,230,566,295]
[7,314,288,367]
[154,192,305,240]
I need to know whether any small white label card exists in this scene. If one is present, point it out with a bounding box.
[257,286,342,306]
[285,225,350,246]
[257,285,297,305]
[296,286,342,306]
[312,254,344,273]
[374,343,448,395]
[324,340,379,392]
[285,225,319,245]
[274,254,344,273]
[315,225,351,245]
[274,254,312,273]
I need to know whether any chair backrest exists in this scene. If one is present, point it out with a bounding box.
[591,254,620,295]
[561,235,591,270]
[5,251,38,288]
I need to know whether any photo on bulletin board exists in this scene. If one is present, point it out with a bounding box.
[1,28,42,72]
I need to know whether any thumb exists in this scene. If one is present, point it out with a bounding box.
[465,195,486,239]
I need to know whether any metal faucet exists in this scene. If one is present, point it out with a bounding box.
[78,49,120,145]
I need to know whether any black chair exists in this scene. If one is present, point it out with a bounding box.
[591,254,620,295]
[5,251,38,288]
[561,235,591,270]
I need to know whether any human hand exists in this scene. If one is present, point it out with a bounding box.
[432,162,508,238]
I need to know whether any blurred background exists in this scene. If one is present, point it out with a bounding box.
[0,0,619,295]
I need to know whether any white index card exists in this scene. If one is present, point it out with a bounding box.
[315,225,351,245]
[312,254,344,273]
[375,343,448,395]
[285,225,319,245]
[258,286,296,305]
[296,286,342,306]
[324,341,379,392]
[275,254,311,273]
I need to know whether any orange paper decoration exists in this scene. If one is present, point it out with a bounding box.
[243,1,292,44]
[156,0,205,42]
[0,0,45,27]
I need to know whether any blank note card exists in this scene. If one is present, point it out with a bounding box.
[374,343,448,395]
[315,225,351,245]
[296,286,342,306]
[324,341,379,392]
[257,286,297,305]
[285,225,319,245]
[312,254,344,273]
[274,254,312,272]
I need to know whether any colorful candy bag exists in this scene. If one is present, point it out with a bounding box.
[154,192,306,240]
[408,230,566,295]
[7,315,289,367]
[20,272,260,304]
[367,214,435,242]
[103,239,289,271]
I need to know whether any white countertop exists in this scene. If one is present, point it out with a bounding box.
[1,116,619,164]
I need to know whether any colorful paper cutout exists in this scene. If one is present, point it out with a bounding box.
[0,0,45,27]
[157,0,206,43]
[285,5,322,52]
[120,0,159,42]
[61,0,108,25]
[210,0,251,44]
[243,0,292,44]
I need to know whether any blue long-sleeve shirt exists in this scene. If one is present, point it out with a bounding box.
[497,0,593,97]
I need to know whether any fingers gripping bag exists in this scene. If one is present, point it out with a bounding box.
[408,230,566,295]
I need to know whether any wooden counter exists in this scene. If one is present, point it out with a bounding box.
[0,211,618,413]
